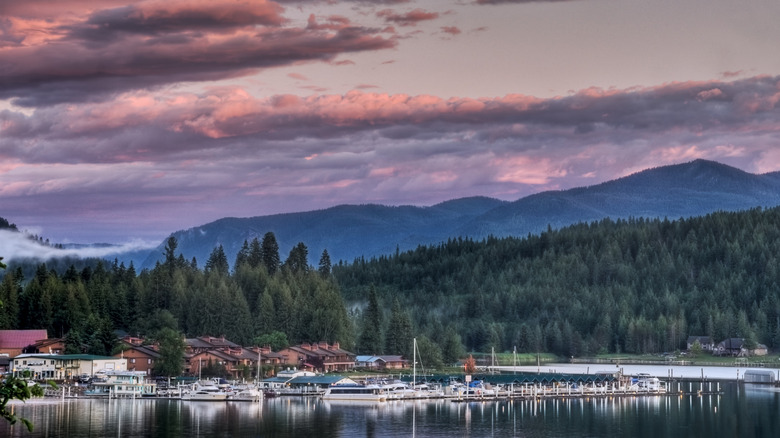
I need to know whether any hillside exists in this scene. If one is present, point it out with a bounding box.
[139,159,780,269]
[334,207,780,356]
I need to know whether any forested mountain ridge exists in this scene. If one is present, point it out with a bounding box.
[141,197,508,269]
[457,160,780,238]
[141,159,780,270]
[335,207,780,357]
[3,206,780,363]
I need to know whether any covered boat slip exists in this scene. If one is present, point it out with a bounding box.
[407,372,668,400]
[263,375,354,395]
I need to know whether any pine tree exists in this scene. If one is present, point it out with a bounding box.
[385,297,412,357]
[318,249,332,278]
[248,237,262,268]
[261,232,280,275]
[234,240,250,270]
[163,236,178,268]
[205,245,229,276]
[284,242,309,274]
[357,286,383,354]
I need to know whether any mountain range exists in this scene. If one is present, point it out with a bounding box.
[133,159,780,270]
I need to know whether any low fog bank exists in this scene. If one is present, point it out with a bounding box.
[0,230,157,263]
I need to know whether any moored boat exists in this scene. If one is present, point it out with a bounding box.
[181,380,229,401]
[323,383,387,402]
[228,386,263,402]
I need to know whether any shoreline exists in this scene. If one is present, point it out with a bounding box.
[490,362,780,381]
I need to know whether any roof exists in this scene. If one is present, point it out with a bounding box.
[14,353,119,361]
[190,349,238,362]
[0,330,48,348]
[401,372,616,385]
[720,338,745,349]
[185,338,215,349]
[198,336,240,348]
[261,376,293,384]
[356,355,407,363]
[124,345,162,358]
[288,375,351,385]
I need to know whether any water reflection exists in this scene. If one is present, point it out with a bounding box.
[3,382,779,437]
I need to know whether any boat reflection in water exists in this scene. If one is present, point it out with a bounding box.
[4,382,780,438]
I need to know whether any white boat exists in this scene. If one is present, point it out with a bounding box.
[323,384,387,402]
[381,381,418,400]
[181,380,229,401]
[455,380,496,397]
[228,386,263,402]
[633,374,665,392]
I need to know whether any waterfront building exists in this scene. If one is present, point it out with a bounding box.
[11,353,128,380]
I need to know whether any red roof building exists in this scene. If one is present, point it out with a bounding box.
[0,330,48,357]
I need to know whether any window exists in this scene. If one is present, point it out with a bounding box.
[130,359,135,364]
[147,359,151,364]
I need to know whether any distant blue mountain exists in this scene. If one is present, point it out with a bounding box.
[137,159,780,269]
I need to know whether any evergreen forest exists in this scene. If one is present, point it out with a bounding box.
[2,207,780,365]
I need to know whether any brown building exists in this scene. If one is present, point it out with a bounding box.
[117,344,162,375]
[277,342,356,373]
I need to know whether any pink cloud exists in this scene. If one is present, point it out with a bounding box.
[3,75,780,243]
[0,1,396,106]
[376,8,440,26]
[441,26,461,35]
[721,70,745,79]
[330,59,356,66]
[493,157,567,184]
[475,0,580,4]
[696,88,723,101]
[288,73,309,80]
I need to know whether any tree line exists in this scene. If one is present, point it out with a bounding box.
[335,207,780,358]
[0,232,352,358]
[3,207,780,365]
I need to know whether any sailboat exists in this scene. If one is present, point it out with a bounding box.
[410,338,443,398]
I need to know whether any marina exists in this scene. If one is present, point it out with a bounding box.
[5,380,780,438]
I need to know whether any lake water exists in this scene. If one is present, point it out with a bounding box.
[3,382,780,437]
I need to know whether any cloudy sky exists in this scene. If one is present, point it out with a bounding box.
[2,0,780,244]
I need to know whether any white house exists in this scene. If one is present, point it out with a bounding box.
[12,354,128,380]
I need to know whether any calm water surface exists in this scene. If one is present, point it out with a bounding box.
[4,382,780,437]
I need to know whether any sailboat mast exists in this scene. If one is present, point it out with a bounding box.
[413,337,417,386]
[257,348,262,384]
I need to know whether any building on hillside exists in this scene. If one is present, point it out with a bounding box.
[0,330,48,357]
[716,338,748,357]
[752,343,769,356]
[355,355,409,370]
[686,336,715,352]
[120,335,146,346]
[116,344,162,375]
[11,354,127,380]
[186,350,241,379]
[185,335,241,355]
[277,342,356,373]
[249,345,284,368]
[28,338,66,355]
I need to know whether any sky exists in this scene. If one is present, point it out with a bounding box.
[2,0,780,246]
